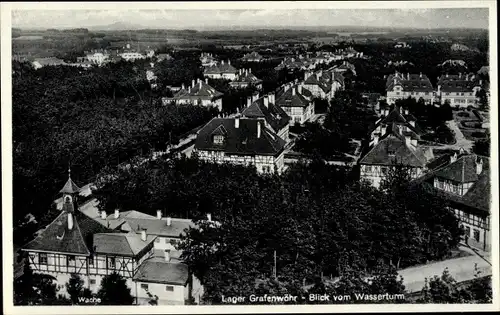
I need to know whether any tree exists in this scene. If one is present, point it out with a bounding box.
[418,266,492,303]
[14,262,63,305]
[66,273,85,304]
[97,272,134,305]
[473,138,490,157]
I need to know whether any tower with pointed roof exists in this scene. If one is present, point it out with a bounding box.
[60,167,80,212]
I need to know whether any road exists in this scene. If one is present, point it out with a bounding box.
[398,246,492,293]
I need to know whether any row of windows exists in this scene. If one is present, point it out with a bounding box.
[462,225,481,242]
[155,237,179,245]
[141,283,174,292]
[38,254,115,269]
[444,92,473,96]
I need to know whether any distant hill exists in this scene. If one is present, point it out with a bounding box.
[88,22,146,31]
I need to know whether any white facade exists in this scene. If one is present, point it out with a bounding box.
[86,53,109,65]
[359,164,424,188]
[386,87,435,105]
[204,72,237,81]
[281,104,314,125]
[195,149,285,174]
[436,89,480,108]
[135,281,188,305]
[120,52,147,61]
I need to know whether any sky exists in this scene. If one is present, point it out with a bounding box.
[11,7,489,30]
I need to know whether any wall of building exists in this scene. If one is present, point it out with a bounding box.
[196,149,284,174]
[387,89,434,105]
[360,164,423,188]
[438,91,478,107]
[135,281,187,305]
[453,208,490,251]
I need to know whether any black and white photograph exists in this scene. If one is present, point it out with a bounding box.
[2,1,498,313]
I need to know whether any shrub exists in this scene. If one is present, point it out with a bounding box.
[471,132,486,138]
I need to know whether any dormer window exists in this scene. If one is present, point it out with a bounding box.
[213,135,224,145]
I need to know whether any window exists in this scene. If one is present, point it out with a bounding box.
[39,253,48,265]
[88,256,94,266]
[465,226,471,237]
[141,284,149,290]
[381,167,388,175]
[90,279,96,285]
[155,237,161,243]
[445,92,450,96]
[107,257,116,269]
[170,239,178,245]
[365,166,372,173]
[166,286,174,292]
[396,92,400,95]
[67,255,75,266]
[473,229,480,242]
[425,92,429,95]
[461,92,464,96]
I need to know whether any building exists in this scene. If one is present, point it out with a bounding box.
[275,83,315,125]
[200,53,218,67]
[241,93,291,143]
[302,69,344,99]
[155,53,173,62]
[422,153,491,251]
[394,42,411,48]
[372,106,423,141]
[241,51,265,62]
[32,57,67,69]
[436,73,482,108]
[451,43,471,52]
[386,72,435,105]
[194,117,286,174]
[330,61,357,76]
[229,68,263,90]
[21,172,204,305]
[84,51,110,66]
[440,59,467,68]
[120,51,147,62]
[203,60,238,80]
[359,109,434,188]
[162,78,223,111]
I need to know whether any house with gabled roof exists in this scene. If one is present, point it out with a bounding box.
[229,68,263,90]
[372,106,423,142]
[275,83,315,125]
[194,117,286,174]
[241,51,265,62]
[436,73,483,108]
[302,69,345,99]
[419,153,491,251]
[20,171,202,305]
[162,78,223,111]
[359,112,434,188]
[241,93,291,143]
[386,72,435,105]
[203,59,238,81]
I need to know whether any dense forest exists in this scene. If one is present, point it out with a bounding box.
[92,154,463,303]
[12,58,219,245]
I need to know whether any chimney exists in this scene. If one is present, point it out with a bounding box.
[292,87,296,96]
[239,69,242,75]
[192,79,195,88]
[419,72,422,78]
[247,96,252,107]
[269,93,275,104]
[479,80,483,85]
[381,124,387,135]
[141,229,147,241]
[166,217,172,226]
[188,86,191,93]
[450,153,457,164]
[221,60,225,65]
[373,134,379,145]
[263,95,269,108]
[207,213,212,222]
[181,83,185,90]
[446,73,449,78]
[257,121,261,138]
[114,209,120,219]
[409,120,415,127]
[68,213,74,230]
[157,209,162,220]
[249,68,251,73]
[476,157,483,175]
[404,109,409,115]
[235,117,240,128]
[100,210,107,220]
[205,78,208,84]
[407,73,410,80]
[164,250,171,262]
[199,81,202,88]
[228,59,231,65]
[459,72,461,79]
[405,135,411,147]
